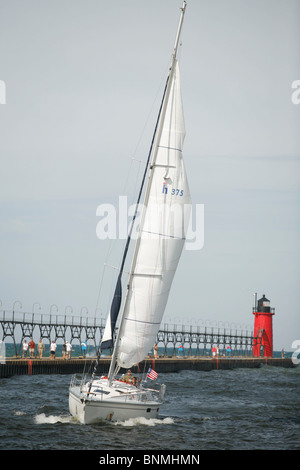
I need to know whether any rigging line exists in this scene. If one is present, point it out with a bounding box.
[120,61,170,208]
[94,219,128,315]
[121,154,135,197]
[95,262,108,311]
[95,248,118,314]
[131,61,171,159]
[142,358,147,380]
[118,74,171,277]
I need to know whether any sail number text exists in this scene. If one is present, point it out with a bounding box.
[162,183,184,196]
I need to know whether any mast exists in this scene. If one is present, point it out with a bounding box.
[172,1,187,65]
[107,1,188,385]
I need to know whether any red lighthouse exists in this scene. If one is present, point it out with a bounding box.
[253,294,275,357]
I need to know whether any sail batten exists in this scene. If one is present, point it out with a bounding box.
[158,145,183,152]
[141,233,186,240]
[123,318,161,325]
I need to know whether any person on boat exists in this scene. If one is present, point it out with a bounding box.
[122,370,132,383]
[121,370,141,386]
[132,377,137,386]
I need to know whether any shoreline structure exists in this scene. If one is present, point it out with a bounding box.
[0,356,295,378]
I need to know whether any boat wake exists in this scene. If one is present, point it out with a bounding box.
[31,412,173,427]
[13,410,27,416]
[114,416,174,427]
[34,413,74,425]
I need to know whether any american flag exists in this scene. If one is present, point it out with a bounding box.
[147,367,158,380]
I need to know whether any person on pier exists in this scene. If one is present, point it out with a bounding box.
[50,340,57,360]
[28,338,35,359]
[37,339,45,359]
[22,340,28,358]
[66,341,72,359]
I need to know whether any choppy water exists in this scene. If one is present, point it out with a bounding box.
[0,365,299,451]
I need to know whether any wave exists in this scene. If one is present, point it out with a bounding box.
[34,413,74,425]
[114,416,174,427]
[33,412,173,427]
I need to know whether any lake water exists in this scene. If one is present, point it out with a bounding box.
[0,365,299,451]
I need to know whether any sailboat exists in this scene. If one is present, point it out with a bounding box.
[69,1,191,424]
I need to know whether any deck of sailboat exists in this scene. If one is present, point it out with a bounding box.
[69,377,161,403]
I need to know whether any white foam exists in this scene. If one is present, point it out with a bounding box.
[13,410,26,416]
[34,413,73,425]
[114,416,174,427]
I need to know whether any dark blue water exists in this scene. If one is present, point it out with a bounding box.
[0,366,299,450]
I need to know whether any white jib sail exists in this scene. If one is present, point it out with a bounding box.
[117,61,191,369]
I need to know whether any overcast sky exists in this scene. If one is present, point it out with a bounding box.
[0,0,299,351]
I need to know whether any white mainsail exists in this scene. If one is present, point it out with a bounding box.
[116,60,191,369]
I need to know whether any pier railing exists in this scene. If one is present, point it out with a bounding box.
[0,310,104,328]
[0,308,259,358]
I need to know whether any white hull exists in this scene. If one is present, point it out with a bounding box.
[69,377,165,424]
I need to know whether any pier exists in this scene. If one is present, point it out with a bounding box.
[1,307,295,378]
[0,356,295,379]
[1,308,258,357]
